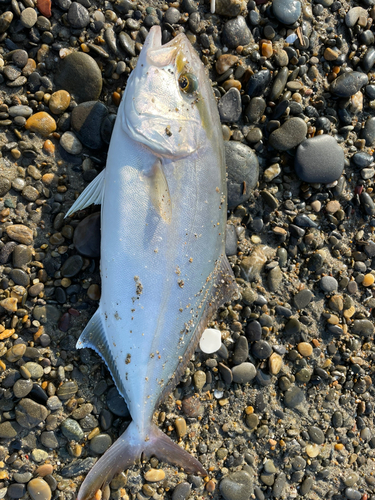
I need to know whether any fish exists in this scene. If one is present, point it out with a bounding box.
[66,25,237,500]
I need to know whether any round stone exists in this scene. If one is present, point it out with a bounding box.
[27,478,51,500]
[320,276,338,293]
[8,484,26,499]
[294,135,345,183]
[73,213,101,257]
[106,386,129,417]
[20,7,37,28]
[49,90,71,114]
[71,101,108,149]
[90,434,112,454]
[218,88,242,123]
[232,362,256,383]
[269,118,307,151]
[252,340,272,359]
[22,362,43,379]
[13,379,33,398]
[297,342,312,357]
[225,141,259,209]
[61,418,84,441]
[55,52,102,104]
[25,112,56,136]
[284,386,304,408]
[308,426,325,444]
[272,0,301,24]
[200,328,222,354]
[220,471,252,500]
[294,289,313,309]
[61,255,83,277]
[60,131,82,155]
[172,482,191,500]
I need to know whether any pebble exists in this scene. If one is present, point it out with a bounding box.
[222,16,251,49]
[61,418,84,441]
[25,112,56,136]
[172,482,191,500]
[269,118,307,151]
[20,7,38,28]
[27,478,51,500]
[294,135,345,183]
[60,131,83,155]
[297,342,313,357]
[67,2,90,28]
[218,88,242,123]
[320,276,338,293]
[71,101,108,149]
[272,0,301,24]
[330,72,369,97]
[232,362,256,383]
[73,213,101,257]
[225,141,259,209]
[8,484,26,499]
[284,386,304,408]
[90,434,112,454]
[6,225,33,245]
[49,90,71,114]
[200,328,221,353]
[247,70,271,97]
[55,52,102,103]
[16,398,48,429]
[61,255,83,277]
[144,469,165,482]
[220,471,252,500]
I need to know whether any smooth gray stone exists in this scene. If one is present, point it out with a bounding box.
[269,117,307,151]
[294,135,344,183]
[330,71,368,97]
[222,16,252,49]
[218,88,242,122]
[220,471,252,500]
[272,0,301,24]
[362,116,375,146]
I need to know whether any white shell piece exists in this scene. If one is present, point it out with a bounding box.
[199,328,222,354]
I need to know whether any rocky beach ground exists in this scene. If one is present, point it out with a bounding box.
[0,0,375,498]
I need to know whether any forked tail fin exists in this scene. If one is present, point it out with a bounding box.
[77,421,207,500]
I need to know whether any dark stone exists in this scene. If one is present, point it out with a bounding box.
[71,101,108,149]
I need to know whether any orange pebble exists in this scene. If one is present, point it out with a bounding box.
[43,139,55,154]
[112,91,121,106]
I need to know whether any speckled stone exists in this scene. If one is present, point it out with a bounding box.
[232,362,256,383]
[220,471,252,500]
[225,142,259,209]
[222,16,251,49]
[25,112,56,136]
[269,118,307,151]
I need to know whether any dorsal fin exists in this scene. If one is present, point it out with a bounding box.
[65,168,106,217]
[76,309,126,399]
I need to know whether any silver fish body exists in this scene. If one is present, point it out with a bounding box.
[66,26,237,500]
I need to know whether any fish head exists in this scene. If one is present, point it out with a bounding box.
[122,26,216,159]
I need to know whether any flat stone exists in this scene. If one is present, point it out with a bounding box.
[15,398,49,429]
[8,484,26,499]
[0,421,21,438]
[269,118,307,151]
[13,379,33,398]
[144,469,165,482]
[218,88,242,123]
[55,52,102,104]
[232,362,256,383]
[362,117,375,146]
[295,135,344,183]
[57,380,78,400]
[220,471,252,500]
[25,112,56,136]
[225,141,259,209]
[172,482,191,500]
[23,362,44,379]
[294,289,313,309]
[6,225,33,244]
[345,6,367,27]
[330,71,368,97]
[71,101,108,149]
[20,7,37,28]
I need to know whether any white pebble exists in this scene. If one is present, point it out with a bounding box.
[199,328,221,354]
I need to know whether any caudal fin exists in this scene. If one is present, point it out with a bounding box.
[77,421,207,500]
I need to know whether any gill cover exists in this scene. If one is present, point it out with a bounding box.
[122,26,206,158]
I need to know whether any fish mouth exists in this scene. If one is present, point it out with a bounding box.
[146,26,190,71]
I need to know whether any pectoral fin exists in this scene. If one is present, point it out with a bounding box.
[65,168,106,217]
[145,160,172,223]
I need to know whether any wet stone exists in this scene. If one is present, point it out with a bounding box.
[362,117,375,146]
[247,70,271,98]
[61,255,83,278]
[0,421,20,438]
[344,488,362,500]
[233,336,248,365]
[60,131,82,155]
[13,379,33,398]
[57,380,78,400]
[218,362,233,384]
[272,0,301,24]
[295,135,345,183]
[8,484,26,499]
[13,245,32,268]
[220,470,252,500]
[330,72,368,97]
[300,477,313,496]
[218,88,242,123]
[294,289,313,309]
[55,52,102,104]
[41,431,58,448]
[6,225,33,245]
[90,434,112,454]
[222,16,251,49]
[352,319,374,337]
[232,362,256,383]
[10,269,30,286]
[23,362,43,379]
[269,118,307,151]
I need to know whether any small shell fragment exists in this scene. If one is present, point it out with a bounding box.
[199,328,221,354]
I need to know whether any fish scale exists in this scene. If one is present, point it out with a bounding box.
[66,25,237,500]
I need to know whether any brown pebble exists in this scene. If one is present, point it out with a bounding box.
[0,297,18,313]
[27,478,52,500]
[43,140,55,154]
[181,395,204,417]
[58,312,70,332]
[174,417,187,438]
[215,54,238,75]
[144,469,165,482]
[36,464,53,477]
[49,90,71,114]
[42,173,58,185]
[37,0,52,17]
[326,200,340,213]
[297,342,313,357]
[6,343,26,362]
[222,79,241,91]
[261,40,273,58]
[22,58,36,76]
[324,47,339,61]
[6,224,33,245]
[87,283,101,300]
[269,352,282,374]
[206,480,216,493]
[25,112,56,136]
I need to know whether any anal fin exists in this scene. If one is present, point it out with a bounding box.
[77,309,125,399]
[65,168,106,217]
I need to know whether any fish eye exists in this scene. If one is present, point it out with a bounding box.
[178,73,198,94]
